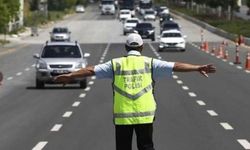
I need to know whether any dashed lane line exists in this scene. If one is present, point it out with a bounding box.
[25,68,30,71]
[188,92,197,97]
[79,93,86,98]
[196,100,206,106]
[88,81,94,85]
[91,76,96,80]
[16,72,22,76]
[207,110,218,116]
[176,80,183,84]
[84,86,91,91]
[72,101,81,107]
[32,141,48,150]
[63,111,73,118]
[237,139,250,149]
[182,86,189,90]
[172,75,178,79]
[220,122,234,130]
[7,77,13,80]
[50,124,63,132]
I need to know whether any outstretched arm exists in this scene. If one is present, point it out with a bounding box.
[173,62,216,77]
[54,66,95,84]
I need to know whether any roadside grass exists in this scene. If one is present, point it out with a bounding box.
[172,7,250,37]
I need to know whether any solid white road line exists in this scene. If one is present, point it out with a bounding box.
[182,86,189,90]
[84,87,91,91]
[72,101,81,107]
[176,80,183,84]
[207,110,218,116]
[32,141,48,150]
[63,111,73,118]
[237,139,250,149]
[50,124,63,132]
[196,100,206,106]
[79,93,86,98]
[188,92,197,97]
[7,77,13,80]
[220,122,234,130]
[88,81,94,85]
[16,72,22,76]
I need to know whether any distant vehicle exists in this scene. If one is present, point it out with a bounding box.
[138,0,153,15]
[33,41,90,89]
[160,21,180,33]
[119,9,132,21]
[155,6,168,16]
[159,13,173,24]
[75,5,85,13]
[123,18,140,35]
[158,29,186,52]
[118,0,135,17]
[143,9,156,21]
[133,22,155,41]
[50,27,71,42]
[101,0,115,15]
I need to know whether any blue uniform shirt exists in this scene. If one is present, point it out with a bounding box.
[94,50,175,80]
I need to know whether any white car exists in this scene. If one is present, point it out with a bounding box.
[75,5,85,13]
[143,9,156,21]
[158,30,186,52]
[123,18,140,35]
[119,9,132,21]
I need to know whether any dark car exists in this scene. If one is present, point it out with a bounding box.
[133,22,155,41]
[159,13,173,24]
[160,21,180,33]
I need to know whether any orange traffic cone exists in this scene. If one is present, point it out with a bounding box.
[204,41,209,53]
[245,52,250,70]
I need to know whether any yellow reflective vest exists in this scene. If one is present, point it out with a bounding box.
[112,55,156,125]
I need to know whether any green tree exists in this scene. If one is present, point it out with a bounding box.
[3,0,20,20]
[0,1,10,36]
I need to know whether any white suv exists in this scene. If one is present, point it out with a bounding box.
[123,18,140,35]
[158,30,186,52]
[33,41,90,88]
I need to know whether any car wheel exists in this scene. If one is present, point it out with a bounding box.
[151,37,155,41]
[123,31,126,35]
[158,48,163,52]
[181,49,186,52]
[36,79,45,89]
[79,79,87,89]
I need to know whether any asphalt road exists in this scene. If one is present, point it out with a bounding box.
[0,3,250,150]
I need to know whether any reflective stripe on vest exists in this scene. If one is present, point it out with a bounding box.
[112,56,156,125]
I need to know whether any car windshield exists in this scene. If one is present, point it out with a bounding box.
[53,28,68,33]
[127,20,138,23]
[162,33,181,37]
[145,11,154,15]
[137,23,152,28]
[41,45,81,58]
[101,1,114,5]
[163,23,179,29]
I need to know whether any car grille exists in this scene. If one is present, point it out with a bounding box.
[167,43,177,46]
[50,64,73,68]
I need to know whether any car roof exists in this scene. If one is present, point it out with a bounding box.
[162,29,181,34]
[44,41,80,46]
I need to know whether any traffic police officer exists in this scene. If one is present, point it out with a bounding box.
[54,33,216,150]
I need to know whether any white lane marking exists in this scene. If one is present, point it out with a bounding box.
[7,77,13,80]
[91,76,96,80]
[237,66,243,69]
[32,141,48,150]
[188,92,197,97]
[72,101,81,107]
[31,64,36,67]
[158,56,162,60]
[79,93,86,98]
[50,124,63,132]
[229,62,234,65]
[16,72,22,76]
[237,139,250,149]
[63,111,73,118]
[196,100,206,106]
[176,80,183,84]
[172,75,178,79]
[182,86,189,90]
[84,86,91,91]
[246,70,250,73]
[220,122,234,130]
[25,68,30,71]
[88,81,94,85]
[207,110,218,116]
[99,60,103,63]
[222,59,227,62]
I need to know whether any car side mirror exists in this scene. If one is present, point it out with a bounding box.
[157,36,161,40]
[33,53,40,59]
[183,35,187,39]
[84,53,90,58]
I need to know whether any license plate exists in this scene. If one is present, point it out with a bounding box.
[52,70,69,74]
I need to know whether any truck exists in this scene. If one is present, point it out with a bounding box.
[101,0,116,15]
[138,0,153,15]
[118,0,135,17]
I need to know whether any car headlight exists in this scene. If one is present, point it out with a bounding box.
[179,41,185,44]
[75,62,86,69]
[37,60,47,69]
